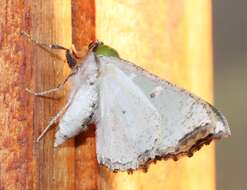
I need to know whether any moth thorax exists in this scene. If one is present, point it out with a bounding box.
[90,41,120,58]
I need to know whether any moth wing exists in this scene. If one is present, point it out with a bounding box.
[96,62,162,171]
[55,84,98,147]
[55,53,98,147]
[97,56,230,170]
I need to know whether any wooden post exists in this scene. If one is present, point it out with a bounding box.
[96,0,214,190]
[0,1,33,189]
[0,0,75,189]
[72,1,99,190]
[31,1,74,189]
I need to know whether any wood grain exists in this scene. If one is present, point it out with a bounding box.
[0,1,33,189]
[31,1,75,189]
[96,0,214,190]
[72,1,99,190]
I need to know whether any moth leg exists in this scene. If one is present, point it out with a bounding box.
[71,44,85,59]
[26,69,77,96]
[36,87,78,142]
[26,87,60,97]
[21,31,77,69]
[36,100,71,142]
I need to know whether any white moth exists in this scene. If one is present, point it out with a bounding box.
[24,34,230,172]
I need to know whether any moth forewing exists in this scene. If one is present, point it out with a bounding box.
[96,55,230,170]
[96,61,162,171]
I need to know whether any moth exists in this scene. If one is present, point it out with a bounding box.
[22,32,231,172]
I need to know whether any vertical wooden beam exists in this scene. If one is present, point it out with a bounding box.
[96,0,214,190]
[72,1,99,190]
[0,1,33,189]
[31,1,74,189]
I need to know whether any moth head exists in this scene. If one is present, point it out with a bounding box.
[89,40,120,58]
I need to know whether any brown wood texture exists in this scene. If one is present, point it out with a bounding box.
[96,0,214,190]
[72,1,98,190]
[0,1,33,189]
[31,1,74,190]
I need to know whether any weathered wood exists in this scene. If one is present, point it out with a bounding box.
[72,1,99,190]
[31,1,74,189]
[0,1,33,189]
[96,0,214,190]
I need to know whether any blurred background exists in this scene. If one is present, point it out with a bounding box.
[214,0,247,190]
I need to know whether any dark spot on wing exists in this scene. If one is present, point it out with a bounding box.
[142,165,148,173]
[172,155,178,161]
[127,169,133,174]
[91,103,96,108]
[187,151,193,157]
[150,93,155,98]
[89,112,94,120]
